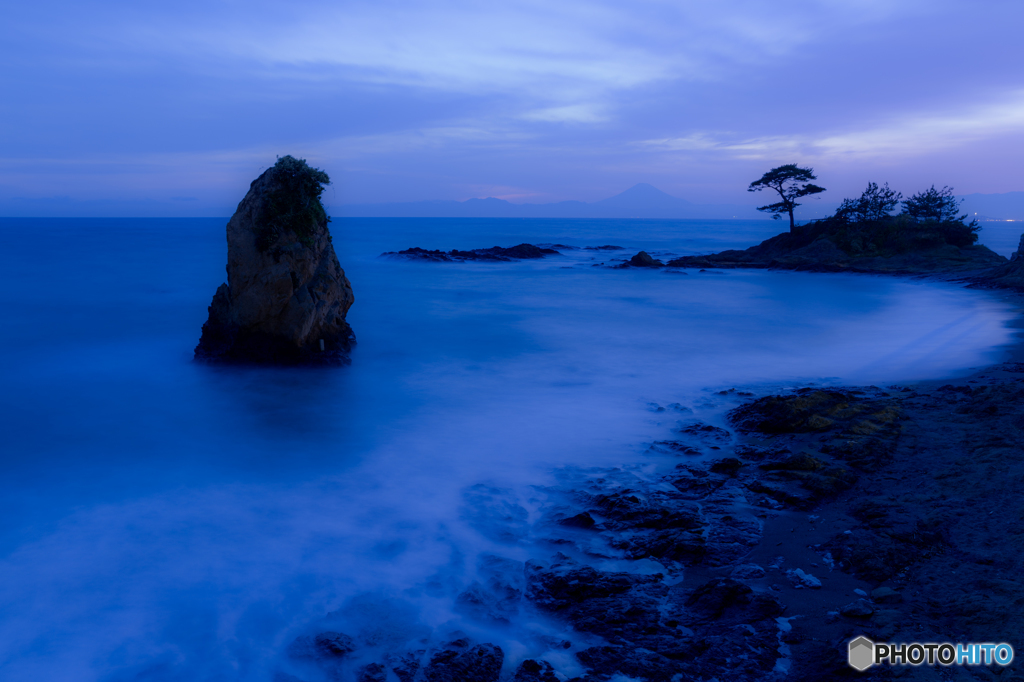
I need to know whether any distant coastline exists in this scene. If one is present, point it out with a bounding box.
[337,183,767,220]
[336,185,1024,222]
[2,185,1021,221]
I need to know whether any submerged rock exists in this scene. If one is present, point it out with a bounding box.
[195,156,355,364]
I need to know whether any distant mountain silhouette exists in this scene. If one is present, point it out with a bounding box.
[593,183,693,212]
[336,185,1024,221]
[337,183,760,219]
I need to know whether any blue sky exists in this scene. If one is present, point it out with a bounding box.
[3,0,1024,215]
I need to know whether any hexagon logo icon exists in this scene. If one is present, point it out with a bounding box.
[848,636,874,671]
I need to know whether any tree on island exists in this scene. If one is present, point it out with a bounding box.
[748,164,826,232]
[902,185,971,224]
[819,181,980,253]
[834,182,902,223]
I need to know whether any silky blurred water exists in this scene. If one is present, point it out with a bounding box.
[0,217,1017,681]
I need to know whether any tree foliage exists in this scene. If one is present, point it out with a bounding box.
[748,164,826,232]
[902,185,966,223]
[256,155,332,251]
[816,181,980,254]
[835,182,902,223]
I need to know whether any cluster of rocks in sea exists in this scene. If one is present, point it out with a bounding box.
[270,373,1024,682]
[381,244,561,262]
[383,230,1022,280]
[380,244,636,262]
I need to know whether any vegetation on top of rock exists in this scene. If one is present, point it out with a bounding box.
[812,182,980,254]
[902,184,968,223]
[833,181,902,223]
[256,155,331,251]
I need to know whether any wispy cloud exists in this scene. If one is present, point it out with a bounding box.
[14,0,937,109]
[642,90,1024,161]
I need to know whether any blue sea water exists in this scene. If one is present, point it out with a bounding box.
[0,217,1018,681]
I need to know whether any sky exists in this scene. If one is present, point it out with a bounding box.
[3,0,1024,216]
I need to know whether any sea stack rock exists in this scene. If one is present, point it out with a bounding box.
[195,156,355,364]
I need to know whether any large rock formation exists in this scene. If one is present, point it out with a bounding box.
[195,156,355,364]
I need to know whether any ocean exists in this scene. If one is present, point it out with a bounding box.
[0,217,1019,681]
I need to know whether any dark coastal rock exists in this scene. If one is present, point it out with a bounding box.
[729,389,859,433]
[195,156,355,364]
[575,646,679,682]
[730,389,903,469]
[558,511,596,528]
[624,250,663,267]
[288,630,356,665]
[583,489,704,532]
[675,422,731,445]
[356,662,387,682]
[668,464,727,498]
[982,232,1024,289]
[569,488,714,564]
[512,659,560,681]
[383,243,559,262]
[387,651,423,682]
[684,577,782,622]
[543,467,768,569]
[708,456,742,474]
[423,643,504,682]
[649,440,701,456]
[526,554,664,613]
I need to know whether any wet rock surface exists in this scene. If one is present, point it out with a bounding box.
[382,244,560,262]
[195,156,355,364]
[423,643,504,682]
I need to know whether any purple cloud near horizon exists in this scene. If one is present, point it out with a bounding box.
[3,0,1023,216]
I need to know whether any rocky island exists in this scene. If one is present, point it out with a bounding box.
[195,156,355,364]
[666,183,1008,275]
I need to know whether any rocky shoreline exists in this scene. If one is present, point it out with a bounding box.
[278,287,1024,680]
[281,236,1024,681]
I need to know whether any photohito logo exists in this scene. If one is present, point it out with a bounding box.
[848,637,1014,670]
